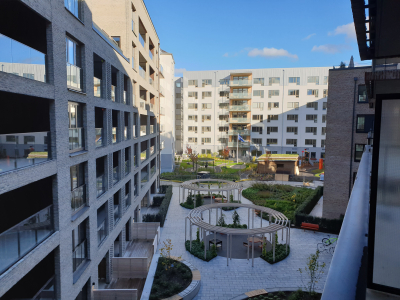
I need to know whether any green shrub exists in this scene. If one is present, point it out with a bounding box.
[261,244,290,264]
[185,240,217,261]
[195,194,203,207]
[180,202,194,209]
[152,196,164,206]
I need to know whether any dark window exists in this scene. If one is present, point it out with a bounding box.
[356,115,374,133]
[321,152,325,159]
[310,152,316,159]
[358,85,368,103]
[354,144,365,162]
[276,164,284,168]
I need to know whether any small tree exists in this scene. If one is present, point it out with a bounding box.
[186,194,194,206]
[298,250,326,295]
[196,228,200,242]
[229,194,234,203]
[232,211,241,227]
[195,194,203,207]
[217,214,226,227]
[339,61,346,68]
[186,145,199,170]
[160,239,181,270]
[219,147,230,167]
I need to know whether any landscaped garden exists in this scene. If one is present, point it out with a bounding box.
[142,185,173,226]
[244,290,321,300]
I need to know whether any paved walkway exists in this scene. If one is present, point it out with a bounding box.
[157,184,335,300]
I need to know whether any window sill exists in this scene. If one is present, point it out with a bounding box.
[67,87,86,95]
[71,206,89,222]
[73,259,91,284]
[69,150,88,157]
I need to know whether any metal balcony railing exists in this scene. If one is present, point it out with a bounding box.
[229,117,251,123]
[97,220,107,246]
[133,155,137,168]
[124,126,128,141]
[67,62,82,90]
[141,150,147,162]
[141,171,148,188]
[132,125,136,138]
[150,165,156,177]
[114,205,120,224]
[150,125,154,134]
[140,125,147,136]
[69,127,84,151]
[96,174,106,197]
[150,145,155,156]
[124,193,131,211]
[72,239,87,272]
[95,128,103,147]
[94,77,102,98]
[139,34,145,48]
[149,77,153,85]
[111,85,116,102]
[149,50,153,60]
[71,184,86,213]
[139,66,146,79]
[123,91,127,104]
[228,141,250,147]
[125,160,130,176]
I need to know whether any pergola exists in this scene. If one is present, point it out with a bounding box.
[179,179,243,205]
[185,203,290,266]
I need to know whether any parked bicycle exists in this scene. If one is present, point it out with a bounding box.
[317,235,338,255]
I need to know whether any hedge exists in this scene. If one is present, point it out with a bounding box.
[261,244,290,264]
[152,196,164,207]
[142,185,173,227]
[185,240,217,261]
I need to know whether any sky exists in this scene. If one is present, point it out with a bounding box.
[145,0,371,76]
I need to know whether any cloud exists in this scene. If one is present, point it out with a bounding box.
[247,47,298,60]
[302,33,316,40]
[174,68,186,75]
[311,44,351,54]
[328,22,356,40]
[223,53,229,57]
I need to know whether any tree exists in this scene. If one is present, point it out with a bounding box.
[219,147,230,167]
[186,145,199,170]
[339,61,346,68]
[298,250,326,295]
[232,211,241,227]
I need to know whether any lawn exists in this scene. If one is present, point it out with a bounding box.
[311,168,324,177]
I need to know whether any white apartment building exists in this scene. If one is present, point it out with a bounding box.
[160,50,175,172]
[180,67,329,160]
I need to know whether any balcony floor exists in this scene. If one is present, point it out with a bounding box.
[124,240,153,258]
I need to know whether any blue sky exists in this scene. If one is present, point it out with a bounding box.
[145,0,370,76]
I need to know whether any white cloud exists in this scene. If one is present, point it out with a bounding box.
[174,68,186,75]
[311,44,351,54]
[247,47,298,60]
[302,33,316,40]
[223,53,229,57]
[328,22,356,40]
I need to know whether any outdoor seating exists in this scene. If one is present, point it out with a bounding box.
[243,242,252,248]
[301,222,319,232]
[215,198,222,203]
[209,239,222,250]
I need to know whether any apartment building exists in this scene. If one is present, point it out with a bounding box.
[159,50,175,173]
[0,0,162,299]
[180,68,329,160]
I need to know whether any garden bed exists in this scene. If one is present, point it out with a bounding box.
[244,290,321,300]
[260,244,290,264]
[149,257,192,300]
[185,240,217,261]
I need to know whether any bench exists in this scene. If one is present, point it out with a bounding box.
[245,289,268,298]
[301,222,319,232]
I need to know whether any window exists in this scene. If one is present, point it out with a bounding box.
[268,90,279,98]
[253,78,264,85]
[287,127,298,134]
[188,126,197,132]
[269,77,280,85]
[24,136,35,144]
[188,137,197,143]
[268,115,279,121]
[202,103,212,109]
[268,102,279,110]
[288,90,299,97]
[202,91,212,99]
[267,127,278,134]
[202,115,211,122]
[306,102,318,110]
[321,152,325,159]
[253,115,263,121]
[252,150,263,156]
[201,126,211,133]
[286,139,297,146]
[322,127,326,135]
[219,115,229,121]
[289,77,300,85]
[65,0,82,20]
[188,103,198,110]
[175,104,181,109]
[252,127,263,134]
[201,149,212,154]
[321,139,326,147]
[323,89,328,98]
[175,93,181,98]
[131,45,136,69]
[276,164,284,168]
[188,91,198,99]
[175,114,181,120]
[307,76,319,85]
[306,114,318,122]
[253,90,264,98]
[219,103,229,109]
[219,126,229,132]
[305,139,316,147]
[72,220,87,272]
[307,89,319,97]
[201,138,211,143]
[354,144,365,162]
[287,114,298,122]
[322,114,326,123]
[219,79,229,85]
[188,80,198,87]
[219,138,228,143]
[188,115,198,121]
[356,115,374,133]
[202,79,212,86]
[310,152,316,159]
[305,127,317,135]
[323,102,327,110]
[358,85,368,103]
[287,102,299,109]
[252,138,262,145]
[23,73,35,80]
[323,76,328,85]
[252,102,264,109]
[68,102,84,151]
[6,135,16,142]
[112,36,120,48]
[175,125,181,130]
[267,139,278,145]
[66,36,82,90]
[219,91,229,97]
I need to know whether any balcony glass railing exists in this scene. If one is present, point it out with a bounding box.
[140,125,147,136]
[111,85,116,102]
[150,145,155,156]
[230,79,252,86]
[149,50,153,60]
[114,205,120,224]
[72,239,87,272]
[113,166,119,185]
[96,174,106,197]
[139,34,145,48]
[228,129,250,135]
[124,193,131,210]
[141,171,148,188]
[0,132,52,175]
[95,128,103,147]
[229,105,250,111]
[71,184,86,213]
[133,125,136,138]
[161,141,165,150]
[0,205,53,275]
[124,126,128,140]
[150,103,154,112]
[150,165,156,177]
[97,220,107,246]
[228,141,251,147]
[112,127,117,144]
[141,150,147,162]
[94,77,102,97]
[140,101,145,109]
[139,66,146,79]
[229,117,251,123]
[125,160,130,176]
[69,128,84,151]
[150,125,154,134]
[149,77,153,85]
[0,34,47,83]
[160,85,165,96]
[134,185,138,196]
[229,93,251,99]
[134,155,137,168]
[67,62,82,90]
[123,91,127,104]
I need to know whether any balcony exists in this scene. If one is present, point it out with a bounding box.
[139,34,145,48]
[230,79,252,87]
[229,93,251,99]
[113,166,120,185]
[160,65,164,77]
[149,77,153,86]
[140,125,147,136]
[114,205,120,224]
[150,125,154,134]
[141,171,148,188]
[229,105,251,111]
[133,125,136,138]
[0,132,51,175]
[72,239,87,272]
[112,127,117,144]
[150,145,155,156]
[0,34,47,83]
[160,85,165,97]
[94,77,102,97]
[97,220,107,246]
[149,50,153,60]
[96,174,106,197]
[125,160,130,176]
[67,62,82,91]
[229,117,251,123]
[71,184,86,213]
[95,128,103,147]
[0,205,53,274]
[141,149,147,162]
[150,165,156,177]
[228,141,250,147]
[69,128,84,151]
[139,66,146,80]
[124,126,128,141]
[111,85,116,102]
[228,129,250,136]
[123,91,127,104]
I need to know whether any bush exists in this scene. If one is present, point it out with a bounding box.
[261,243,290,264]
[152,196,164,207]
[180,202,194,209]
[142,214,162,222]
[143,185,172,227]
[185,240,217,261]
[159,185,169,194]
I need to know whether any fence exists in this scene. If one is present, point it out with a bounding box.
[112,257,151,279]
[93,289,137,300]
[131,222,160,240]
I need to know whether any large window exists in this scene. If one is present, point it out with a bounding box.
[307,89,319,97]
[288,90,299,97]
[305,127,317,134]
[354,144,365,162]
[252,138,262,145]
[268,102,279,109]
[356,115,374,133]
[287,102,299,109]
[289,77,300,85]
[306,114,318,122]
[268,115,279,121]
[253,78,264,85]
[287,127,298,134]
[188,91,198,99]
[188,103,198,110]
[72,220,88,273]
[188,80,198,87]
[267,127,278,134]
[286,139,297,146]
[268,90,279,98]
[305,139,316,147]
[66,36,82,90]
[202,79,212,86]
[188,126,197,132]
[201,103,212,109]
[307,76,319,84]
[269,77,280,85]
[287,114,298,122]
[71,163,86,213]
[358,85,368,103]
[201,138,211,143]
[202,91,212,99]
[65,0,82,20]
[252,102,264,109]
[252,115,263,121]
[253,90,264,98]
[306,102,318,110]
[201,126,211,132]
[68,102,84,151]
[266,139,278,145]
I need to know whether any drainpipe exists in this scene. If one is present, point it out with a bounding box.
[349,77,358,198]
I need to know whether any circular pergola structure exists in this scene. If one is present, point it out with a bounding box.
[185,202,290,266]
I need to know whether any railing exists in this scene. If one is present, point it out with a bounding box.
[139,65,146,79]
[150,165,156,177]
[229,105,250,111]
[141,171,148,188]
[134,155,137,168]
[140,125,147,136]
[125,160,130,176]
[97,220,107,246]
[113,166,119,185]
[229,93,251,99]
[124,126,128,140]
[230,79,252,86]
[114,205,120,224]
[149,50,153,60]
[94,77,102,97]
[140,100,145,109]
[111,85,116,102]
[0,205,53,274]
[228,141,250,147]
[69,128,84,151]
[141,150,147,162]
[228,129,250,135]
[72,239,87,272]
[123,90,127,104]
[150,103,154,112]
[124,193,131,210]
[96,174,106,197]
[139,34,145,48]
[134,185,138,196]
[0,131,51,175]
[67,62,82,90]
[32,276,55,300]
[150,125,154,134]
[112,127,117,144]
[132,125,136,138]
[71,184,86,213]
[0,34,47,83]
[149,77,153,85]
[95,128,103,147]
[229,117,251,123]
[160,85,165,96]
[150,145,155,156]
[132,93,136,106]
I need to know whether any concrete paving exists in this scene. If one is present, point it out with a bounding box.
[156,183,335,300]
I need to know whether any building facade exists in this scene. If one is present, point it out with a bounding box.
[0,0,163,299]
[180,68,329,160]
[174,77,184,155]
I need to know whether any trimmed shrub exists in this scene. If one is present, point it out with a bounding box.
[185,240,217,261]
[152,196,164,207]
[261,244,290,264]
[142,214,162,222]
[143,185,173,227]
